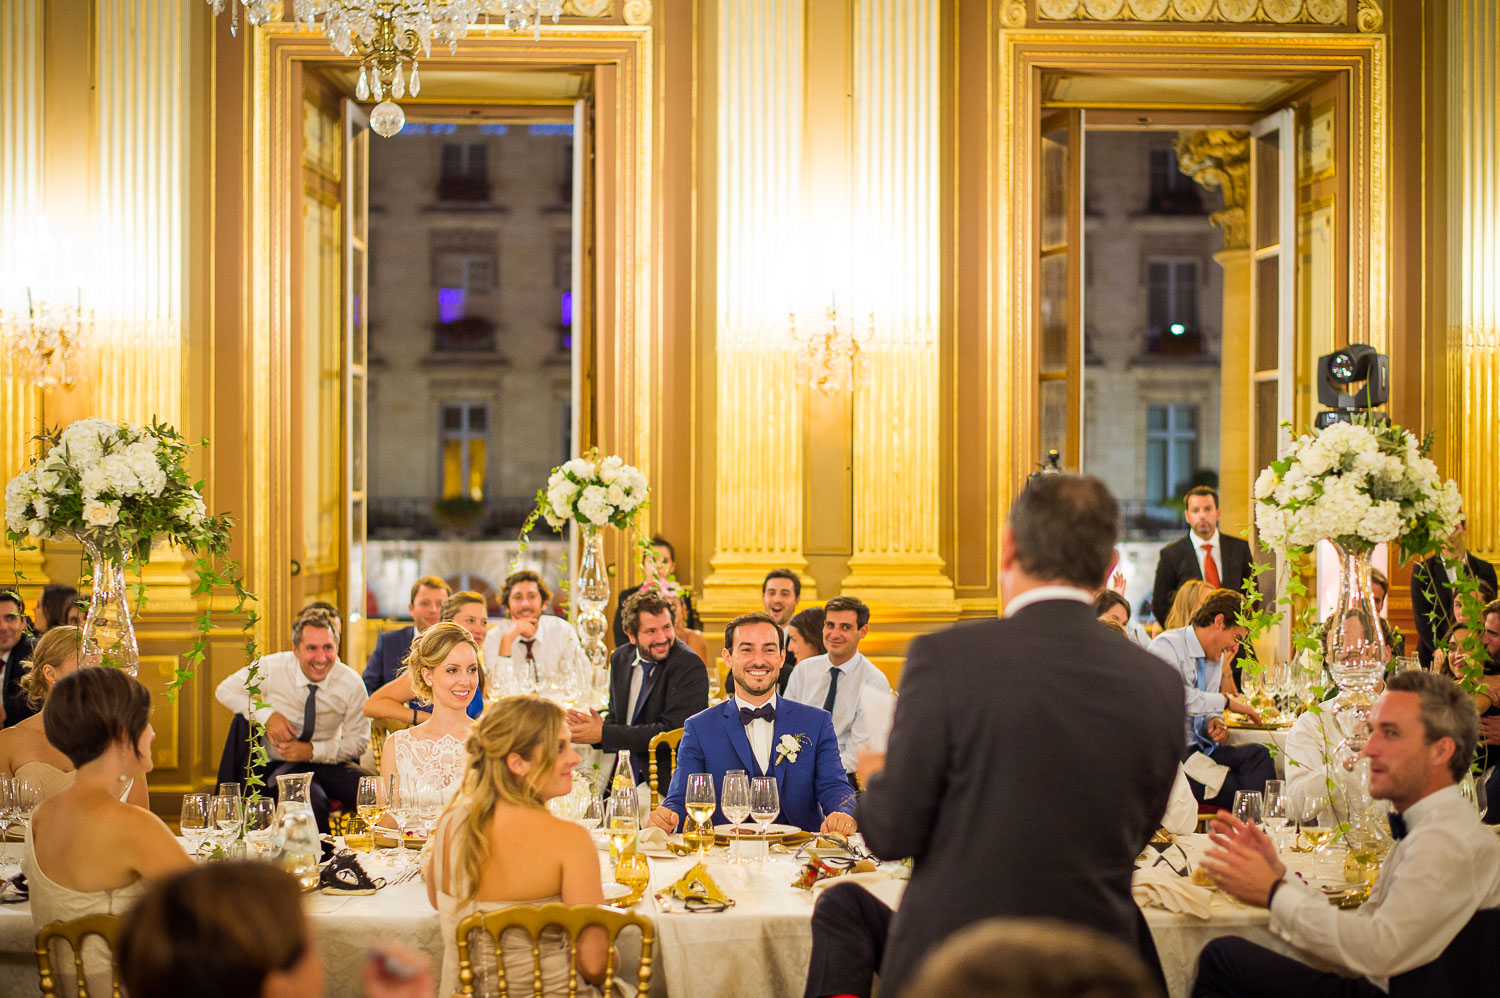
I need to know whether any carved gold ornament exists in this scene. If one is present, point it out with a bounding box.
[1175,129,1251,251]
[1032,0,1354,24]
[623,0,651,25]
[564,0,612,14]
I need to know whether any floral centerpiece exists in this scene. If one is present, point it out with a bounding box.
[4,419,255,701]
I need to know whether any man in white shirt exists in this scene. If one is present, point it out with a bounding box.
[216,610,370,831]
[1195,670,1500,996]
[481,570,586,698]
[784,595,892,774]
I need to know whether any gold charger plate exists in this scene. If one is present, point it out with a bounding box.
[1224,712,1293,730]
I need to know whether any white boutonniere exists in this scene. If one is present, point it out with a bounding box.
[775,733,810,766]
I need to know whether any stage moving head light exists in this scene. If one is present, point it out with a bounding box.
[1314,345,1389,428]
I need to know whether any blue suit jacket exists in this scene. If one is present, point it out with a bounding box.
[363,626,415,694]
[662,697,854,832]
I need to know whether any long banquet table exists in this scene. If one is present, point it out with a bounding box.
[0,836,1333,998]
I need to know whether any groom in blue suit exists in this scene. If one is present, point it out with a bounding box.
[650,611,857,835]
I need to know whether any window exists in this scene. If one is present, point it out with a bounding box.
[1146,405,1198,504]
[438,142,489,200]
[1145,259,1200,355]
[1146,147,1203,214]
[440,404,488,501]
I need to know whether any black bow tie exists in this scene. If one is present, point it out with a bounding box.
[1388,812,1408,840]
[739,704,776,726]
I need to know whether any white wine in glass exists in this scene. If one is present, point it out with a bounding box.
[749,776,780,865]
[605,792,638,862]
[684,773,717,856]
[356,776,384,855]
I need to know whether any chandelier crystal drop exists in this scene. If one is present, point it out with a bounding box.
[369,100,407,139]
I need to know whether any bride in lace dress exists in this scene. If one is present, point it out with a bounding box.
[378,621,484,816]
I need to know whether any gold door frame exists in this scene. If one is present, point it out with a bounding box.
[994,28,1388,499]
[239,24,656,648]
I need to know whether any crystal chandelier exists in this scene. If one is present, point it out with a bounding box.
[0,289,90,392]
[789,305,870,394]
[205,1,566,137]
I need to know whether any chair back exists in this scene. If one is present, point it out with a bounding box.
[452,901,654,998]
[646,728,685,809]
[1389,906,1500,998]
[36,914,121,998]
[369,716,410,773]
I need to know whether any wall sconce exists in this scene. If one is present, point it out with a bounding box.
[789,303,871,394]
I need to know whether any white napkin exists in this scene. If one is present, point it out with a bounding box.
[635,826,671,851]
[1131,866,1213,919]
[1182,750,1230,798]
[812,870,906,909]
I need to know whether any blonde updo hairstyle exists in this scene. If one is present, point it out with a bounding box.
[20,625,83,707]
[450,695,566,900]
[400,620,484,706]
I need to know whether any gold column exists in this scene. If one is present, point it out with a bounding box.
[838,0,954,604]
[1447,0,1500,558]
[700,0,815,608]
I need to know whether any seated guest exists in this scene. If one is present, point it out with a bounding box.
[362,575,450,694]
[35,583,82,633]
[1148,588,1273,808]
[903,918,1158,998]
[1411,519,1497,669]
[481,570,586,696]
[787,606,827,663]
[119,861,432,998]
[364,592,489,724]
[1094,589,1151,649]
[25,668,190,998]
[1194,671,1500,997]
[610,535,700,648]
[216,610,370,832]
[0,588,36,728]
[763,569,803,693]
[1162,579,1240,695]
[424,697,611,998]
[1370,566,1406,657]
[0,627,150,805]
[648,611,856,835]
[566,588,709,789]
[377,623,483,809]
[784,596,893,774]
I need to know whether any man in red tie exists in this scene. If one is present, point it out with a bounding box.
[1152,485,1254,628]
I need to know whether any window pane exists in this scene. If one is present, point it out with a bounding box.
[1040,254,1069,370]
[1147,405,1167,432]
[1041,129,1069,250]
[1255,133,1281,251]
[1040,379,1068,461]
[1147,439,1166,502]
[1255,255,1280,370]
[441,405,462,431]
[468,405,488,432]
[466,439,487,501]
[442,438,464,498]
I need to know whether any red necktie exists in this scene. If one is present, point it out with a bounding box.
[1202,544,1221,588]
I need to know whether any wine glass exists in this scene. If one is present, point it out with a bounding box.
[243,797,277,857]
[356,776,385,856]
[211,794,243,852]
[580,793,604,830]
[1297,793,1336,877]
[218,782,243,801]
[385,775,415,870]
[1263,782,1290,849]
[605,792,638,865]
[749,777,780,865]
[721,771,751,862]
[0,777,14,841]
[684,773,717,857]
[11,776,41,832]
[1231,790,1263,827]
[180,793,211,857]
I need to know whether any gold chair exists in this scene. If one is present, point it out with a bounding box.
[646,728,684,809]
[452,901,654,998]
[36,913,121,998]
[369,716,411,773]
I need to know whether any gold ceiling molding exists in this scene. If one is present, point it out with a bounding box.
[1354,0,1381,33]
[622,0,652,25]
[1175,129,1251,250]
[1032,0,1352,27]
[563,0,612,14]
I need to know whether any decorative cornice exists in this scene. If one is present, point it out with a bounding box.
[1175,129,1251,251]
[1355,0,1382,32]
[1034,0,1348,26]
[563,0,612,15]
[623,0,651,26]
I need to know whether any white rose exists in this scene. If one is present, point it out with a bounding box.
[31,496,49,519]
[577,497,610,526]
[83,499,121,527]
[605,484,625,506]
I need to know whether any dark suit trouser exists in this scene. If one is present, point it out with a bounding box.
[803,884,892,998]
[1192,938,1381,998]
[268,760,363,833]
[1188,742,1278,809]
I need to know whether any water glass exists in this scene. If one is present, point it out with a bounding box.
[12,777,41,830]
[218,782,243,800]
[180,793,212,857]
[1231,790,1263,827]
[749,777,780,864]
[243,797,277,857]
[212,794,243,851]
[580,794,604,830]
[0,777,14,840]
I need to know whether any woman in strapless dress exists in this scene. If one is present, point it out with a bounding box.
[23,668,190,998]
[0,627,148,807]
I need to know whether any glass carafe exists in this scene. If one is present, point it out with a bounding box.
[275,771,315,822]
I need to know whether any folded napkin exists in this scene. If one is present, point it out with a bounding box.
[1183,751,1231,799]
[667,862,732,906]
[635,827,671,852]
[1131,866,1212,919]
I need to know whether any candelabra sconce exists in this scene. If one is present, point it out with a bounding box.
[1,289,90,393]
[789,305,871,394]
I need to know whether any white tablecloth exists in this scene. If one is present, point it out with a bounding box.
[0,835,1357,998]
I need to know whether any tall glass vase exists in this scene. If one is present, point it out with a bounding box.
[1325,541,1388,770]
[574,525,612,703]
[77,536,140,676]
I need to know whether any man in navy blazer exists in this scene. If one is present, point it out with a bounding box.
[361,576,449,694]
[648,611,857,835]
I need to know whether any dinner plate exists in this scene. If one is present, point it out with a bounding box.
[603,883,633,901]
[714,823,800,838]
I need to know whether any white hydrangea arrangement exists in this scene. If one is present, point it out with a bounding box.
[5,418,220,563]
[1253,419,1463,560]
[537,449,649,531]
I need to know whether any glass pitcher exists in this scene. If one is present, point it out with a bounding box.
[275,771,315,823]
[271,808,321,891]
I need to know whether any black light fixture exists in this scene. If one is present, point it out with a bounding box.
[1314,344,1390,428]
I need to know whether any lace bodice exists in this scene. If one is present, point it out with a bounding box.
[386,728,467,793]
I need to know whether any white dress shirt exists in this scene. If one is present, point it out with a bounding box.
[1147,625,1230,748]
[735,693,777,773]
[482,614,586,697]
[215,651,370,765]
[1282,699,1369,821]
[782,651,892,771]
[1001,585,1094,617]
[1192,530,1225,586]
[1270,783,1500,988]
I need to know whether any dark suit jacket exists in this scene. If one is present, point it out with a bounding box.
[858,600,1185,996]
[1411,553,1499,669]
[600,639,710,788]
[1152,533,1254,626]
[362,625,415,694]
[0,633,36,728]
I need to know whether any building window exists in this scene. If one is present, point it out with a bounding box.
[1146,405,1198,504]
[438,142,489,201]
[1146,147,1203,215]
[1145,259,1201,356]
[440,403,488,501]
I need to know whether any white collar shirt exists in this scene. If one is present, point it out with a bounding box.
[1002,585,1094,618]
[481,614,584,696]
[734,692,778,773]
[1192,530,1224,586]
[1270,784,1500,989]
[782,651,891,771]
[214,650,370,765]
[1147,625,1230,747]
[627,648,656,724]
